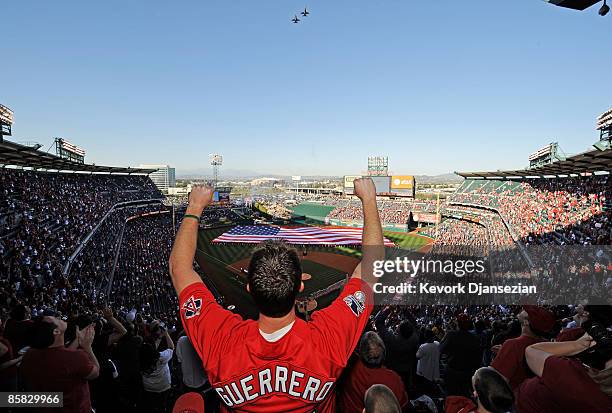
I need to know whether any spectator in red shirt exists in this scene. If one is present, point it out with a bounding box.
[515,333,612,412]
[0,336,21,391]
[445,367,514,413]
[341,331,409,413]
[20,316,100,413]
[490,306,555,390]
[364,384,401,413]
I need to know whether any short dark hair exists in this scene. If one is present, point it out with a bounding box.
[424,328,435,343]
[360,332,386,368]
[248,240,302,317]
[473,367,514,413]
[27,317,57,349]
[364,384,400,413]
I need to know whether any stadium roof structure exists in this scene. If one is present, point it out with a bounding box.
[0,140,157,174]
[544,0,601,10]
[456,147,612,180]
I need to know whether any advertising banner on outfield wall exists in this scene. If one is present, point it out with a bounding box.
[413,213,441,224]
[391,175,415,189]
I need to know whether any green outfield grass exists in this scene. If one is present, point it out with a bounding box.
[383,231,432,250]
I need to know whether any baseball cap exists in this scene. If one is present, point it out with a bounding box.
[523,305,556,333]
[172,392,204,413]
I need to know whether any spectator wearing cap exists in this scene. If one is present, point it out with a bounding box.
[445,367,514,413]
[340,332,409,413]
[516,333,612,412]
[490,306,555,390]
[363,384,401,413]
[20,316,100,413]
[440,314,482,397]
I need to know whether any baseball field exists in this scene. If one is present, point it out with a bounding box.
[195,226,433,319]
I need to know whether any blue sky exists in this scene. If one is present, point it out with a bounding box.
[2,1,610,176]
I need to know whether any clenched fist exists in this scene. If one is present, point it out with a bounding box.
[188,185,214,211]
[353,178,377,204]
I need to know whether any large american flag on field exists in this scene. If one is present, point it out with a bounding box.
[212,225,395,246]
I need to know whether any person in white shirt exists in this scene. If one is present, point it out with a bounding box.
[140,328,174,413]
[176,335,208,390]
[415,329,440,397]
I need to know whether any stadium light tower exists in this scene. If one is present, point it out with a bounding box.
[594,107,612,150]
[209,153,223,186]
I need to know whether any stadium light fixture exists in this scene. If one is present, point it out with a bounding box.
[600,0,610,15]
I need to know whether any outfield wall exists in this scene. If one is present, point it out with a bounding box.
[326,218,408,232]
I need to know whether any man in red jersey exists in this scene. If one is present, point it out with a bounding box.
[169,178,384,412]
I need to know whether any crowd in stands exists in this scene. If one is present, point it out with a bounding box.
[255,201,293,220]
[437,176,612,304]
[111,213,177,326]
[338,303,612,413]
[326,199,436,225]
[0,168,611,412]
[423,218,489,257]
[199,206,246,227]
[449,176,611,245]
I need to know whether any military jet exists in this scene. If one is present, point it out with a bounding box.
[292,14,300,23]
[544,0,608,16]
[301,7,310,17]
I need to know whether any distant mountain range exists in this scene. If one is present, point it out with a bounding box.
[178,170,463,184]
[413,173,463,184]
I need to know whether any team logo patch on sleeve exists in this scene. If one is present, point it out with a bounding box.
[183,295,202,319]
[343,291,366,317]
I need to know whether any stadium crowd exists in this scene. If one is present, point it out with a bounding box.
[449,175,611,245]
[0,168,611,412]
[326,199,437,226]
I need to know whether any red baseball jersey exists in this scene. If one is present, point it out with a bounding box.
[179,277,372,412]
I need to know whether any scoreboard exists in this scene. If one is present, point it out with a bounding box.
[213,187,231,205]
[343,175,415,197]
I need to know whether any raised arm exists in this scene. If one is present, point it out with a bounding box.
[169,185,214,296]
[102,307,128,346]
[351,178,385,286]
[525,333,594,377]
